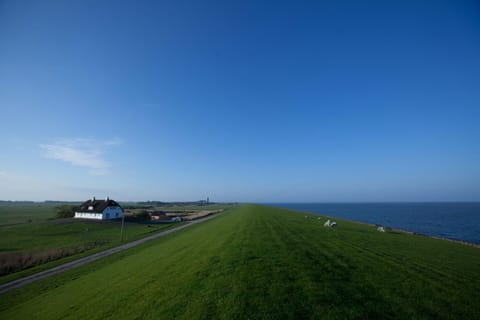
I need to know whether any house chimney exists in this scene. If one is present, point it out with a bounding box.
[92,196,95,202]
[106,196,109,201]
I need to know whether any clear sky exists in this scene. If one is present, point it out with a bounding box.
[1,0,479,202]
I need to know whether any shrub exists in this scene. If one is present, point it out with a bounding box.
[54,205,78,219]
[0,243,104,276]
[134,210,150,220]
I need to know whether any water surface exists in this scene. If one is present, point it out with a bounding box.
[267,203,480,244]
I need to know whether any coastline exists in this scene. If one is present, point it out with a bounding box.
[283,207,480,249]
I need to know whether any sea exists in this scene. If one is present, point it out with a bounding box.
[267,202,480,244]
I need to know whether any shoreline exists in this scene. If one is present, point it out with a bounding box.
[284,207,480,249]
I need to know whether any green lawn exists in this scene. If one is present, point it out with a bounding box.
[0,204,175,279]
[152,203,237,212]
[0,204,58,224]
[1,204,479,319]
[0,219,170,253]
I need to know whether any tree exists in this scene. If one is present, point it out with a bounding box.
[134,210,150,220]
[54,205,77,219]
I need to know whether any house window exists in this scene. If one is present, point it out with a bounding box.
[88,206,93,210]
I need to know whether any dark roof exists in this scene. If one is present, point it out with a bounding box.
[78,199,123,213]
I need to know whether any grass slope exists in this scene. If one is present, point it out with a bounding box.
[1,205,479,319]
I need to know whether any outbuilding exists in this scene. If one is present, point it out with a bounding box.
[171,216,182,222]
[75,197,123,220]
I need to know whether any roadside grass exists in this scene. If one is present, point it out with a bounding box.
[0,222,180,285]
[0,216,175,279]
[1,219,169,252]
[0,203,230,279]
[0,204,479,319]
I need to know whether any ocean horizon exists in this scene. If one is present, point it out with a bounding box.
[265,202,480,244]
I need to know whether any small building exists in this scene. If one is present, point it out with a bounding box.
[75,197,123,220]
[150,211,170,221]
[171,216,182,222]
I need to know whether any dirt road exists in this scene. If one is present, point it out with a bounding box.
[0,213,222,295]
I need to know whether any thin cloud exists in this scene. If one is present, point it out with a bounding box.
[39,138,123,175]
[104,137,124,146]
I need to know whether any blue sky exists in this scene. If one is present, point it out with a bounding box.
[1,0,479,202]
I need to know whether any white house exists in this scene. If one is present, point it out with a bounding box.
[75,197,123,220]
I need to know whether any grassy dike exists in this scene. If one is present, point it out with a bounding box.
[1,204,479,319]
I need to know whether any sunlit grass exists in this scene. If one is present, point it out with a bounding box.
[1,204,479,319]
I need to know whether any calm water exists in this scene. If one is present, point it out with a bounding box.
[267,203,480,244]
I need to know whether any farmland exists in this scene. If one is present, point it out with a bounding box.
[0,204,58,225]
[1,204,479,319]
[0,203,232,280]
[0,203,175,279]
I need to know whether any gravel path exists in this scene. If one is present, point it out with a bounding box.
[0,213,221,295]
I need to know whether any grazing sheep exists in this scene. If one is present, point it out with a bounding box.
[324,219,337,227]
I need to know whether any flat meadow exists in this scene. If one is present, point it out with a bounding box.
[1,204,479,319]
[0,204,56,224]
[0,204,174,280]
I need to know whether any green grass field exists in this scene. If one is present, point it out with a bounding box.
[0,204,175,278]
[148,204,236,213]
[0,219,171,252]
[1,204,479,319]
[0,204,58,224]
